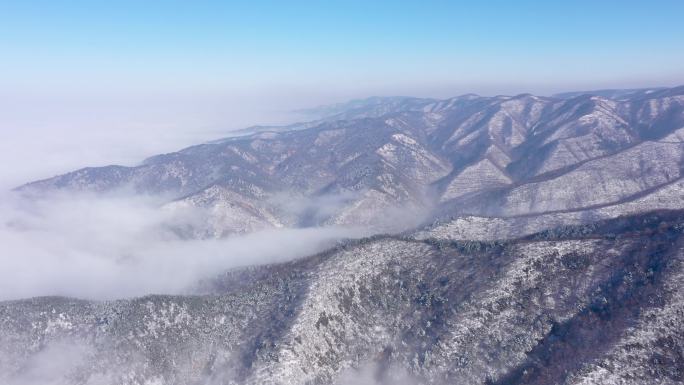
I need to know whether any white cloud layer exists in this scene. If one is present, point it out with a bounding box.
[0,191,364,301]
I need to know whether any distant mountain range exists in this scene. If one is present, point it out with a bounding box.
[4,86,684,384]
[19,86,684,237]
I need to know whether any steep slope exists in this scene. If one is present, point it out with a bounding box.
[2,211,683,384]
[17,87,684,239]
[5,87,684,385]
[417,176,684,241]
[440,158,511,202]
[497,139,683,216]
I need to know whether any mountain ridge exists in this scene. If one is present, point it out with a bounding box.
[4,86,684,384]
[2,209,683,384]
[17,86,684,237]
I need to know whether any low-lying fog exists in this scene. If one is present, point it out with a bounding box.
[0,191,365,301]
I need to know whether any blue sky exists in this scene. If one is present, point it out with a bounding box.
[0,0,683,184]
[2,0,683,96]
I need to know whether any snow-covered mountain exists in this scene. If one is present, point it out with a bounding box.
[4,86,684,384]
[19,86,684,236]
[2,211,683,384]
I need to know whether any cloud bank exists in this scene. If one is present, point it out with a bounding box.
[0,191,363,301]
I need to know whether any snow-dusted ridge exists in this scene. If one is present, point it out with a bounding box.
[17,86,684,238]
[5,86,684,384]
[2,210,684,384]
